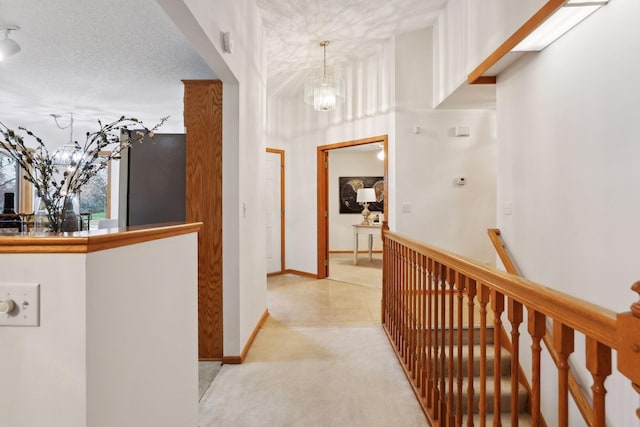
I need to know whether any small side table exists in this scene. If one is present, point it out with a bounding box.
[352,223,382,265]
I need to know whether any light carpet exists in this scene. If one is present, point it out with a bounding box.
[199,325,428,427]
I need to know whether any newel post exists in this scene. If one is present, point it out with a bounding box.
[616,281,640,420]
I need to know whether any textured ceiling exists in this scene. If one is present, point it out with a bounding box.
[0,0,215,144]
[257,0,447,96]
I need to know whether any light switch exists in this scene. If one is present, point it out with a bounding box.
[401,203,412,213]
[0,283,40,326]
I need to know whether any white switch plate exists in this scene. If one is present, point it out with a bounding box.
[0,283,40,326]
[401,203,412,213]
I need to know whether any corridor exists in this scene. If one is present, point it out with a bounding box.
[199,268,429,426]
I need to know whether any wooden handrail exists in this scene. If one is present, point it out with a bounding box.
[386,230,617,347]
[486,229,518,275]
[487,228,594,427]
[382,228,640,425]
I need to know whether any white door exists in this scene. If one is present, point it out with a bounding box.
[266,151,282,274]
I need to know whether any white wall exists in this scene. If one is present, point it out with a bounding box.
[282,114,393,274]
[86,234,198,427]
[268,28,497,274]
[0,254,87,427]
[0,233,199,427]
[495,0,640,425]
[395,28,497,262]
[329,150,384,251]
[159,0,268,356]
[433,0,545,105]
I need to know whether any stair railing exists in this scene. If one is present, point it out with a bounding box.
[487,228,594,427]
[381,224,640,427]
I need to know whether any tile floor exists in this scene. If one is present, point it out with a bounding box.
[327,252,382,289]
[266,273,381,327]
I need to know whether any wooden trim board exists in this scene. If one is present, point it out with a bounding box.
[468,0,565,84]
[283,269,318,279]
[222,309,270,364]
[183,79,224,361]
[317,135,389,279]
[0,223,202,254]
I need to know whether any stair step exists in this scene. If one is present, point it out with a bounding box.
[410,345,513,379]
[469,412,533,426]
[406,325,496,346]
[462,376,529,414]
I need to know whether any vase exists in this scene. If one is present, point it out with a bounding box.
[36,194,81,233]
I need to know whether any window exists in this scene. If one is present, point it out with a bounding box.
[78,153,111,229]
[0,152,19,210]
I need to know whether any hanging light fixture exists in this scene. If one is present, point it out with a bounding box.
[304,40,345,112]
[0,25,20,60]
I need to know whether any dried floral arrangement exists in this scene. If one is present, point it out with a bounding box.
[0,116,168,232]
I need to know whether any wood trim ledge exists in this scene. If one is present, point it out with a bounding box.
[0,223,203,254]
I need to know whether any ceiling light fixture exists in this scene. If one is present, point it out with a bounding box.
[0,25,20,60]
[512,0,609,51]
[304,40,345,112]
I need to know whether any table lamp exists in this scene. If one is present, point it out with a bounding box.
[356,188,377,225]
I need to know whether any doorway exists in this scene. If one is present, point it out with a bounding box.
[266,148,285,275]
[317,135,389,279]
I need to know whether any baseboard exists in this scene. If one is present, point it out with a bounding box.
[329,250,383,254]
[240,309,269,360]
[222,309,270,365]
[283,269,318,279]
[267,271,283,277]
[221,356,242,364]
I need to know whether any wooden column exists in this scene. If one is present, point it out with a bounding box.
[183,80,223,360]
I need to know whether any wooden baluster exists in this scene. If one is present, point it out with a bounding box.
[420,254,427,398]
[382,235,387,324]
[426,258,434,409]
[391,243,397,343]
[509,299,523,427]
[387,242,398,339]
[433,261,441,421]
[440,264,448,423]
[466,279,477,427]
[407,249,414,376]
[478,285,490,427]
[553,321,574,427]
[386,242,391,330]
[447,268,456,426]
[616,282,640,422]
[405,248,410,365]
[399,246,407,362]
[528,309,546,427]
[456,273,466,426]
[414,250,420,379]
[491,291,504,427]
[411,249,418,379]
[586,338,611,427]
[395,243,401,348]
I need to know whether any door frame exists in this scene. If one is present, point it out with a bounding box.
[316,135,389,279]
[266,148,285,275]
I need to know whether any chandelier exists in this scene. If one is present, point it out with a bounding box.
[304,41,345,112]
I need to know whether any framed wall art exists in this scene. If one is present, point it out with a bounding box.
[338,176,384,214]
